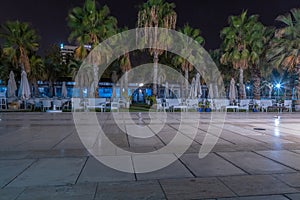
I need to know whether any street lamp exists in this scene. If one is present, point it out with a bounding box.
[246,86,250,98]
[275,83,281,99]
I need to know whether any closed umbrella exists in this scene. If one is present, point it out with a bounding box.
[229,77,236,104]
[189,77,195,98]
[194,73,201,99]
[7,71,17,97]
[164,81,169,98]
[208,83,214,99]
[62,82,67,98]
[18,71,31,99]
[89,81,95,98]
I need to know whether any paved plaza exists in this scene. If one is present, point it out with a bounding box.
[0,112,300,199]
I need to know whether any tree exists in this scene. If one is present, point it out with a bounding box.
[28,55,45,97]
[248,22,274,100]
[173,24,204,98]
[0,20,39,73]
[137,0,177,96]
[220,11,259,99]
[267,8,300,99]
[67,0,118,60]
[67,0,118,97]
[0,47,16,83]
[44,45,65,97]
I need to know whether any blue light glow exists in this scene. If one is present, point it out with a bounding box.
[276,83,281,89]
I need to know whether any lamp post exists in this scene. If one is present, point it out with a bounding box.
[246,86,250,99]
[276,83,281,100]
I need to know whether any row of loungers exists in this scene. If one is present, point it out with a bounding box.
[156,98,293,112]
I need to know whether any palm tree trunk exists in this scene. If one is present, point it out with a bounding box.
[120,77,124,97]
[153,51,158,96]
[34,81,39,97]
[297,67,300,100]
[252,64,261,100]
[239,68,245,99]
[124,71,128,97]
[93,64,98,98]
[185,68,189,98]
[49,81,54,97]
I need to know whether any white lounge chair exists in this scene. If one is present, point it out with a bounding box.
[284,100,292,112]
[238,99,250,112]
[110,102,119,112]
[71,98,84,111]
[53,99,62,110]
[42,100,51,111]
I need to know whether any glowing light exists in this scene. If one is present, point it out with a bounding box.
[275,118,280,126]
[276,83,281,89]
[274,118,280,136]
[246,86,250,90]
[60,43,64,49]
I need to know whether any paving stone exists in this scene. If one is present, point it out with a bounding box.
[273,173,300,187]
[179,153,246,177]
[16,183,96,200]
[0,187,25,200]
[292,150,300,154]
[95,180,165,200]
[256,150,300,170]
[219,175,298,196]
[53,134,86,149]
[8,157,86,187]
[77,156,135,183]
[285,193,300,200]
[218,151,295,174]
[1,112,300,199]
[218,194,289,200]
[160,177,236,199]
[0,159,35,187]
[134,154,193,180]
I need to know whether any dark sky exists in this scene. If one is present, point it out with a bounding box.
[0,0,299,56]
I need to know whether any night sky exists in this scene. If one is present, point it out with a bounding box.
[0,0,299,56]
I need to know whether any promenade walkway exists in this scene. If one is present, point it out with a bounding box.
[0,112,300,199]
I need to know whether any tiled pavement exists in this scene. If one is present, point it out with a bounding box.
[0,112,300,199]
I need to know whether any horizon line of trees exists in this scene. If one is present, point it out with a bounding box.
[0,0,299,100]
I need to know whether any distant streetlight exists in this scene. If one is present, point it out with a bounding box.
[276,83,281,89]
[246,86,250,98]
[275,83,281,99]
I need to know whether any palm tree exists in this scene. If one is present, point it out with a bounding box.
[67,0,118,60]
[248,22,274,100]
[116,27,132,99]
[0,47,15,83]
[137,0,177,96]
[220,11,258,99]
[67,0,118,97]
[173,24,204,98]
[267,8,300,99]
[28,55,45,97]
[0,20,39,73]
[44,45,65,97]
[119,52,131,98]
